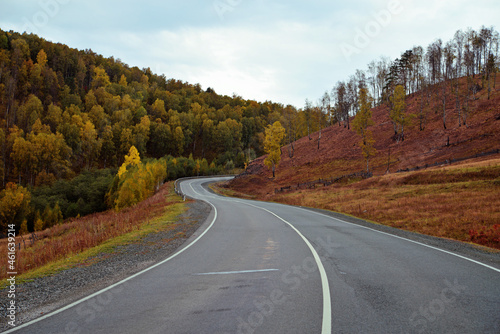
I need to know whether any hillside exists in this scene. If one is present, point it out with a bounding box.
[0,29,297,232]
[227,76,500,249]
[231,75,500,195]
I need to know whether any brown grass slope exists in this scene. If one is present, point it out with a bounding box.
[0,182,186,281]
[228,76,500,249]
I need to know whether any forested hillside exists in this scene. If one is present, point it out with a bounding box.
[0,29,309,233]
[0,29,305,181]
[1,26,498,234]
[231,25,500,189]
[225,26,500,249]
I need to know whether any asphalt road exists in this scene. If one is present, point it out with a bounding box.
[5,177,500,333]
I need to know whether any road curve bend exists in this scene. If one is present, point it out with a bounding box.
[5,177,500,334]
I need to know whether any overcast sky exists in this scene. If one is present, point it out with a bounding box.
[1,0,498,108]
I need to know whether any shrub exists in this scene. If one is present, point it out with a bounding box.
[31,169,115,221]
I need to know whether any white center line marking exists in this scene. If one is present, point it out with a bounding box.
[240,201,332,334]
[193,269,279,276]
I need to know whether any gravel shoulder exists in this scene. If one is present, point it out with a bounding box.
[0,200,211,332]
[2,186,498,332]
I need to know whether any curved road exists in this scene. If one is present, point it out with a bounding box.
[5,177,500,333]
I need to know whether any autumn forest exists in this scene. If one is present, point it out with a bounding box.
[0,25,498,234]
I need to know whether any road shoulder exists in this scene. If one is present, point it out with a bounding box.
[0,200,212,331]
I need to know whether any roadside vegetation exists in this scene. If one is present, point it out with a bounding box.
[221,159,500,250]
[0,181,186,283]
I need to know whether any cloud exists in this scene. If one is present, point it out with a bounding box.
[1,0,500,108]
[110,24,331,104]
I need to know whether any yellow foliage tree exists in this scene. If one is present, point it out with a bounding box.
[114,159,167,210]
[0,183,31,233]
[118,145,141,179]
[34,211,44,231]
[36,49,48,68]
[20,220,28,235]
[263,121,286,178]
[174,126,184,156]
[81,120,102,169]
[390,85,412,141]
[91,66,111,89]
[119,74,128,87]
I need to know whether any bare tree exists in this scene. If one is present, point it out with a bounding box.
[410,46,425,94]
[441,41,456,129]
[463,29,477,126]
[332,81,349,128]
[454,30,465,126]
[493,30,499,90]
[304,99,313,140]
[310,27,499,134]
[317,92,330,149]
[367,60,377,106]
[283,105,298,158]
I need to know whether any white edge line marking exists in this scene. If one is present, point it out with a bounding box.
[2,180,218,334]
[295,207,500,274]
[241,201,332,334]
[224,195,500,274]
[184,181,500,274]
[193,269,279,276]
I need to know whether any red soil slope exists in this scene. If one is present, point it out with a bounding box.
[231,76,500,195]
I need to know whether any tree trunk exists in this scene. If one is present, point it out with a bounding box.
[464,76,471,127]
[441,80,447,129]
[386,148,391,174]
[488,72,491,100]
[456,78,461,127]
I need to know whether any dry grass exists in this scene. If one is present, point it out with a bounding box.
[236,76,500,200]
[230,77,500,250]
[240,160,500,250]
[0,182,186,281]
